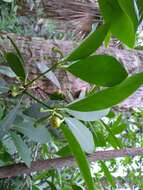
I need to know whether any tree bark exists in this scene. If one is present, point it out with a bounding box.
[0,147,143,178]
[1,32,143,109]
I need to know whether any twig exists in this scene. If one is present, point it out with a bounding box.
[0,147,143,178]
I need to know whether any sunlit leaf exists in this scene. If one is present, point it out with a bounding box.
[65,108,109,121]
[0,66,16,78]
[61,124,95,190]
[37,62,61,88]
[65,117,95,153]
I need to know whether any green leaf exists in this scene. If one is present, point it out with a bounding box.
[37,62,61,88]
[0,102,21,139]
[67,55,128,87]
[32,185,40,190]
[14,121,51,144]
[68,72,143,111]
[2,0,14,2]
[4,52,26,81]
[117,0,138,31]
[112,123,127,135]
[56,145,72,157]
[99,0,135,47]
[11,132,32,167]
[0,66,16,78]
[100,161,116,188]
[61,124,95,190]
[65,117,95,153]
[72,185,83,190]
[65,108,109,121]
[100,120,123,148]
[92,129,106,147]
[47,181,57,190]
[136,0,143,23]
[65,23,110,61]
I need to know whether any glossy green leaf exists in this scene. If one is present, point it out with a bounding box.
[4,52,26,81]
[0,102,21,139]
[14,121,51,144]
[61,124,95,190]
[65,23,110,61]
[65,117,95,153]
[99,0,135,47]
[117,0,138,31]
[100,161,116,188]
[68,72,143,111]
[11,132,32,167]
[67,55,128,87]
[65,108,109,121]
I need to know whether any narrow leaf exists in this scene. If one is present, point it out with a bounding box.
[65,117,95,153]
[136,0,143,23]
[100,161,116,188]
[67,55,128,87]
[65,108,109,121]
[61,124,95,190]
[4,52,26,81]
[65,23,110,61]
[0,66,16,78]
[68,72,143,111]
[56,145,72,157]
[7,36,25,63]
[72,185,83,190]
[37,62,61,88]
[11,132,32,167]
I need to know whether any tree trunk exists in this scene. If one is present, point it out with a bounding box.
[1,31,143,109]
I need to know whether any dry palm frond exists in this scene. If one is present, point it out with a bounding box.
[17,0,101,38]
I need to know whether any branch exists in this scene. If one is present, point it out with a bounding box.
[0,147,143,178]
